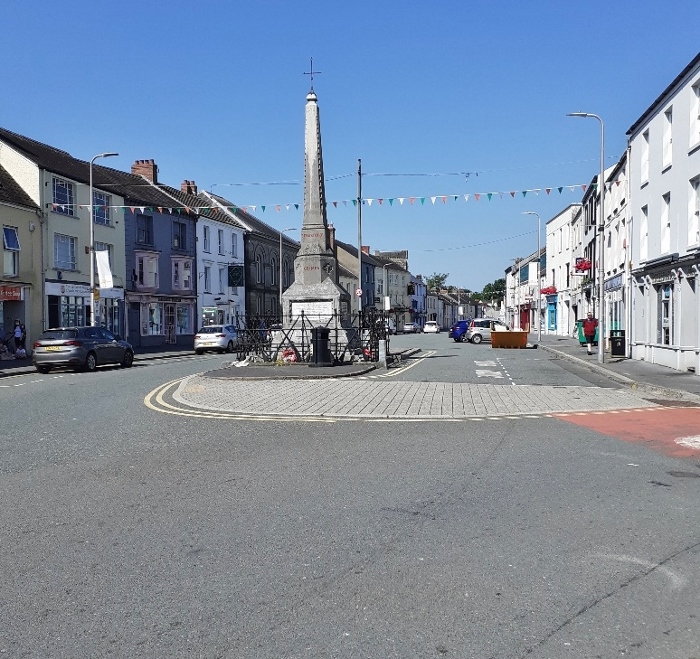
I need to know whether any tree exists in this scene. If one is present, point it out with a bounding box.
[480,278,506,304]
[426,273,449,291]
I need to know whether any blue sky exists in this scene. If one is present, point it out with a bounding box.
[2,1,699,290]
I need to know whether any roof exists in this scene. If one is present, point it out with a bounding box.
[0,163,38,210]
[335,239,384,266]
[626,51,700,137]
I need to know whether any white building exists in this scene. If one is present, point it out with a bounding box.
[627,52,700,372]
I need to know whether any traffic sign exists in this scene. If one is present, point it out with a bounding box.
[355,288,363,297]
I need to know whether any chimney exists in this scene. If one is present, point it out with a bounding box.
[361,245,370,254]
[181,180,197,195]
[328,224,336,254]
[131,159,158,183]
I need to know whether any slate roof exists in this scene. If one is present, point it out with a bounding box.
[201,191,300,244]
[334,238,385,267]
[0,163,38,210]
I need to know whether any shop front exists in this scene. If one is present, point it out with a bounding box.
[46,282,90,329]
[1,284,26,348]
[127,293,196,348]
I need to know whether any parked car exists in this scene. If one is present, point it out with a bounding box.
[423,321,440,334]
[402,322,420,334]
[448,320,470,342]
[465,318,510,344]
[194,324,241,354]
[32,326,134,373]
[385,319,396,335]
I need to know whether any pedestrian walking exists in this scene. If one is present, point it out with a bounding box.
[582,312,598,355]
[13,320,22,352]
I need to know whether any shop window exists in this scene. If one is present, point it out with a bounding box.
[657,284,673,345]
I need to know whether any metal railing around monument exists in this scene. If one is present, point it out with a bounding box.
[233,308,390,363]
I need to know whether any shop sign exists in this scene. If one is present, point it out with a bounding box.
[99,287,125,300]
[0,285,22,301]
[45,282,91,297]
[604,274,623,292]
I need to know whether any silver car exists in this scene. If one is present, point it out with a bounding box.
[465,318,510,344]
[32,326,134,373]
[194,324,240,354]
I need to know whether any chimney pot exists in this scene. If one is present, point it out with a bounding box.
[131,159,158,183]
[181,180,197,195]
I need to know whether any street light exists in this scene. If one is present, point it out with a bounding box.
[279,227,297,321]
[523,211,542,343]
[567,112,605,363]
[89,152,118,326]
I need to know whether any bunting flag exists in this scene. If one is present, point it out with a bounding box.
[46,179,598,216]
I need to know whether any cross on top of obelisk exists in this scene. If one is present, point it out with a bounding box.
[303,57,322,92]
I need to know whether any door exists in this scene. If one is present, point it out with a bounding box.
[165,304,176,344]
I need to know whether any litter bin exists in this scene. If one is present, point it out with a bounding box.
[309,326,333,367]
[610,329,626,357]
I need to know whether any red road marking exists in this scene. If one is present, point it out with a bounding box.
[556,407,700,459]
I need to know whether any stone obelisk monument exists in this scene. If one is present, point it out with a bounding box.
[281,86,351,329]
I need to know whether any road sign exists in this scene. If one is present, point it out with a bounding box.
[355,288,363,297]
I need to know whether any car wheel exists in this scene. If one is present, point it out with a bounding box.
[195,349,203,355]
[471,334,483,344]
[226,341,234,353]
[453,337,461,343]
[121,350,134,368]
[83,352,97,372]
[36,365,51,374]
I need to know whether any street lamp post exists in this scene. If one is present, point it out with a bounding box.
[567,112,605,363]
[89,152,118,326]
[279,227,297,322]
[523,211,542,343]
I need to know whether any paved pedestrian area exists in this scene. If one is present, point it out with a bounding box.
[172,375,660,419]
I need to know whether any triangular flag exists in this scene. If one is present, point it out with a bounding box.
[158,207,163,213]
[409,197,415,205]
[545,188,551,195]
[581,184,586,191]
[250,205,256,212]
[139,207,145,213]
[510,191,515,198]
[378,199,383,205]
[332,201,337,208]
[522,191,527,197]
[441,196,447,204]
[294,204,299,210]
[366,199,373,206]
[568,186,576,193]
[398,198,405,205]
[420,198,426,205]
[474,194,480,202]
[453,195,458,202]
[389,199,394,206]
[286,204,290,211]
[261,206,266,212]
[275,205,281,212]
[463,194,469,202]
[352,199,357,206]
[487,193,492,201]
[430,196,437,205]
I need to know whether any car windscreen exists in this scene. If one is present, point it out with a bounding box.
[40,330,77,340]
[197,327,223,334]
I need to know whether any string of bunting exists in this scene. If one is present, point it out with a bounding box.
[51,180,621,215]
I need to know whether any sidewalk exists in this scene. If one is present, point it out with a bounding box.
[534,333,700,403]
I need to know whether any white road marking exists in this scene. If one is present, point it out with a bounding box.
[675,435,700,449]
[475,370,504,378]
[474,360,497,367]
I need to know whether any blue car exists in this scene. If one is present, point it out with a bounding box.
[448,320,469,342]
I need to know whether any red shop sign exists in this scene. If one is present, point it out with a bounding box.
[0,285,22,301]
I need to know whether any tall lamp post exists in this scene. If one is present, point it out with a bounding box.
[523,211,542,343]
[279,227,297,321]
[567,112,605,363]
[89,152,118,326]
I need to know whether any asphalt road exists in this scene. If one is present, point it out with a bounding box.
[2,347,700,658]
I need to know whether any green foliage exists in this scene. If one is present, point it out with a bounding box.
[479,278,506,303]
[426,272,449,291]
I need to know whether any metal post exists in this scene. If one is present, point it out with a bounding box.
[279,227,296,322]
[357,158,362,315]
[89,152,118,326]
[523,211,542,342]
[567,112,605,363]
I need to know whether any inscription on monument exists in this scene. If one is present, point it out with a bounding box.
[291,300,334,324]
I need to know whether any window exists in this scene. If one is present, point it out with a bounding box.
[661,192,671,254]
[173,220,187,250]
[54,233,76,270]
[203,265,211,293]
[270,256,277,286]
[690,178,700,246]
[691,82,700,147]
[662,107,673,170]
[231,233,238,258]
[641,130,649,183]
[218,267,226,294]
[93,190,112,225]
[203,225,211,252]
[658,284,673,345]
[136,254,159,289]
[255,253,263,284]
[3,226,20,276]
[218,229,225,255]
[52,177,74,215]
[137,214,153,245]
[172,258,192,290]
[640,205,649,261]
[93,241,113,278]
[176,304,191,335]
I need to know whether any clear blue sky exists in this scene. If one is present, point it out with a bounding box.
[2,1,698,291]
